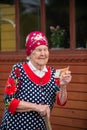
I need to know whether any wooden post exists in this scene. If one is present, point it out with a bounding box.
[69,0,76,49]
[40,0,46,33]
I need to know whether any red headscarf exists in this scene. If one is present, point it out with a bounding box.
[25,31,48,56]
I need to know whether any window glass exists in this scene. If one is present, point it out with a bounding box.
[75,0,87,49]
[46,0,69,49]
[19,0,40,49]
[0,1,16,51]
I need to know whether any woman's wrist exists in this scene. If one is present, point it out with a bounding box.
[60,85,67,90]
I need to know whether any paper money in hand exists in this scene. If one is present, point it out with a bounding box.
[54,66,69,78]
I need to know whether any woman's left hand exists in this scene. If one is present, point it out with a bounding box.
[60,70,72,86]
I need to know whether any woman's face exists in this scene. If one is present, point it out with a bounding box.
[30,45,49,70]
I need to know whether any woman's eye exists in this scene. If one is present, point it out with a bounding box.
[37,49,41,52]
[35,48,48,52]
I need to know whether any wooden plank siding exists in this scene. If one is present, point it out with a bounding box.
[0,55,87,130]
[49,61,87,130]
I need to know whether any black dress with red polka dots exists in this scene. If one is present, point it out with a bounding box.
[0,62,59,130]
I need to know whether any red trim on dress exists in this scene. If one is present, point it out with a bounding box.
[8,98,20,114]
[54,78,60,86]
[22,63,51,86]
[56,93,67,106]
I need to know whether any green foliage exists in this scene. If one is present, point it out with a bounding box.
[50,25,65,47]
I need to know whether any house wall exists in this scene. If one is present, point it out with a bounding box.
[0,53,87,130]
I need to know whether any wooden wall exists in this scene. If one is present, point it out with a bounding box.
[0,52,87,130]
[50,61,87,130]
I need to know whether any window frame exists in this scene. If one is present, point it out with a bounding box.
[0,0,87,60]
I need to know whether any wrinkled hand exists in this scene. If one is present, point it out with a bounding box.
[35,104,50,119]
[60,69,72,86]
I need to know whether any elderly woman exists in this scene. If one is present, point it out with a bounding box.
[0,31,71,130]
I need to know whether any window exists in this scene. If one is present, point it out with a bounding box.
[46,0,69,49]
[19,0,40,49]
[1,0,86,52]
[0,1,16,51]
[75,0,87,49]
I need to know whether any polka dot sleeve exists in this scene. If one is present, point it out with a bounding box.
[8,98,20,114]
[4,64,21,114]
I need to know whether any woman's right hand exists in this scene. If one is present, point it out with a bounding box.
[35,104,50,119]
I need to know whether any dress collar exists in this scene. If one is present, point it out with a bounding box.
[27,60,48,72]
[23,63,51,86]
